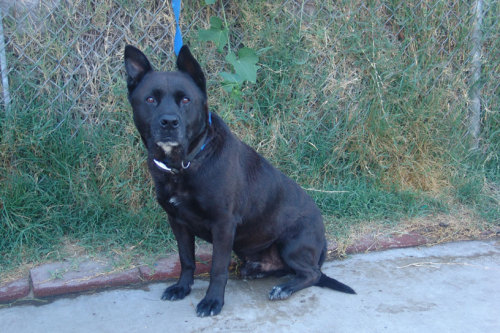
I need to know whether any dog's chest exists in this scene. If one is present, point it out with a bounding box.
[159,189,190,214]
[167,195,181,208]
[157,183,210,224]
[163,193,213,241]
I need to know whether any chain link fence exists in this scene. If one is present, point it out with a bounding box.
[0,0,498,177]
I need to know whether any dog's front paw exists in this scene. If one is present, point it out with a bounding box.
[196,297,223,317]
[268,285,293,300]
[161,284,191,301]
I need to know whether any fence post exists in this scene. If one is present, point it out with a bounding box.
[0,7,11,118]
[469,0,484,150]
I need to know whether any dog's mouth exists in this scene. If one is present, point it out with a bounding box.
[157,141,180,155]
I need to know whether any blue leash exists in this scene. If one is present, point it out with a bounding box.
[172,1,212,153]
[171,0,212,146]
[172,0,183,56]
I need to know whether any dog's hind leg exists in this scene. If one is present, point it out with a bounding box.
[268,256,322,300]
[268,227,324,300]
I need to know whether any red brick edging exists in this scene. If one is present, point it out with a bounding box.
[0,252,215,304]
[0,232,457,304]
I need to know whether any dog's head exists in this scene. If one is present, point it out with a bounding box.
[124,45,209,168]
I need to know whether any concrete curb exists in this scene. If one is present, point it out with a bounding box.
[0,232,495,304]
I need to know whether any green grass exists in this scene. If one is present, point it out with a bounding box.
[1,0,498,275]
[0,101,176,268]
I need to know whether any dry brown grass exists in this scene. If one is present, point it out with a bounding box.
[332,207,498,258]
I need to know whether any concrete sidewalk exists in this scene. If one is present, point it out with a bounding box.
[1,240,499,332]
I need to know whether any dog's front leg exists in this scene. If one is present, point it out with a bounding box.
[196,221,235,317]
[162,218,195,301]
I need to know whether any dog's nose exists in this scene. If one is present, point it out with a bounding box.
[159,114,180,129]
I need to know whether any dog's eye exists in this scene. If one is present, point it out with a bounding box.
[180,97,190,105]
[146,96,156,104]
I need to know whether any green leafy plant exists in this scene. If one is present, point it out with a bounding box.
[221,47,259,93]
[197,17,228,53]
[198,1,259,99]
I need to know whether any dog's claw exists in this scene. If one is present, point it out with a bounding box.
[161,284,191,301]
[196,298,223,317]
[268,285,293,300]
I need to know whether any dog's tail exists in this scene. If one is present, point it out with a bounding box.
[315,273,356,294]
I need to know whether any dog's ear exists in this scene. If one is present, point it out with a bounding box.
[124,45,153,93]
[176,45,206,96]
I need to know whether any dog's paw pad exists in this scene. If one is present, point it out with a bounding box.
[196,298,223,317]
[161,284,190,301]
[268,285,293,300]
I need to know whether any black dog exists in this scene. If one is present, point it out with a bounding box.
[124,45,355,317]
